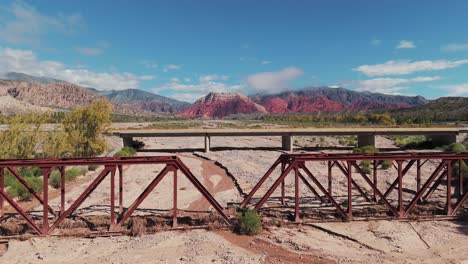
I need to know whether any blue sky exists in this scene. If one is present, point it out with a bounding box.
[0,0,467,102]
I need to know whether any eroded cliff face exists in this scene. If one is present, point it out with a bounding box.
[179,92,267,119]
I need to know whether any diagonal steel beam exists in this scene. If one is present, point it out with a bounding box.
[114,165,172,228]
[298,172,326,204]
[240,156,283,208]
[299,163,348,219]
[334,161,372,202]
[6,166,56,217]
[0,189,43,234]
[48,167,112,233]
[382,160,416,199]
[175,159,231,225]
[403,160,448,217]
[351,161,399,217]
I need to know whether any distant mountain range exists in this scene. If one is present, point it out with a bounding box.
[2,71,461,121]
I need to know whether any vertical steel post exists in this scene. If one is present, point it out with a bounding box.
[373,160,378,202]
[281,161,286,206]
[294,164,300,222]
[110,167,116,226]
[41,167,51,234]
[118,165,123,214]
[459,159,464,198]
[0,167,3,218]
[347,161,352,219]
[328,161,332,199]
[173,168,178,228]
[60,166,65,215]
[447,161,452,215]
[417,160,421,193]
[397,160,403,216]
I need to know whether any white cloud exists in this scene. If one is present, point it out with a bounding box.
[396,40,416,49]
[438,83,468,96]
[169,92,208,102]
[245,67,303,92]
[354,59,468,76]
[152,74,244,102]
[183,77,191,82]
[75,47,102,56]
[371,39,381,46]
[346,76,441,94]
[163,64,181,72]
[261,60,272,65]
[442,43,468,52]
[141,60,158,69]
[0,1,84,45]
[199,74,229,82]
[0,47,154,90]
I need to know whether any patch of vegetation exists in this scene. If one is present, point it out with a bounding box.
[144,121,204,130]
[6,174,43,201]
[443,142,467,153]
[353,146,378,174]
[114,146,137,157]
[392,136,434,149]
[352,145,378,154]
[381,159,392,170]
[50,168,87,189]
[235,208,262,236]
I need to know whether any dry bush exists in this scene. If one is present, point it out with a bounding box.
[128,217,147,237]
[0,221,25,235]
[58,228,92,238]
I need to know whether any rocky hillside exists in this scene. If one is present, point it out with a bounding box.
[0,80,150,116]
[388,97,468,123]
[179,92,267,119]
[103,89,189,114]
[250,87,428,113]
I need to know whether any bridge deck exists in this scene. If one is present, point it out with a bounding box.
[114,127,466,137]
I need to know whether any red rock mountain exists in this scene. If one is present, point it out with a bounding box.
[250,87,427,114]
[179,92,267,119]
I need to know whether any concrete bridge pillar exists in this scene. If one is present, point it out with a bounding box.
[282,135,294,151]
[428,134,457,146]
[357,134,375,148]
[204,136,211,153]
[122,137,134,147]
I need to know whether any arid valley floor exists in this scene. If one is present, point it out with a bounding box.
[0,124,467,264]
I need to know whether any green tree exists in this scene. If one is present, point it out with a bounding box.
[61,99,112,157]
[0,113,49,158]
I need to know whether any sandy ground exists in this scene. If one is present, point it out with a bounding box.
[1,134,467,263]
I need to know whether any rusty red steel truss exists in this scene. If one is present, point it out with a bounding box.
[240,152,468,222]
[0,156,231,235]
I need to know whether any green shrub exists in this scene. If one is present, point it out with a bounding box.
[394,136,434,149]
[452,162,468,180]
[235,208,262,236]
[49,167,87,189]
[114,146,137,157]
[7,176,43,201]
[49,169,61,189]
[88,165,98,171]
[353,145,378,154]
[360,160,371,174]
[381,160,392,170]
[444,143,466,153]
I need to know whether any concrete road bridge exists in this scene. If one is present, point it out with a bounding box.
[114,127,468,152]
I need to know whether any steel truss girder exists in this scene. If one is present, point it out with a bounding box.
[0,156,231,235]
[240,152,468,222]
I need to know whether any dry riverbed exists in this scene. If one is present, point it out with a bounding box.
[1,135,467,263]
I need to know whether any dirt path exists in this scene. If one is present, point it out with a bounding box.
[181,155,237,211]
[216,230,333,264]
